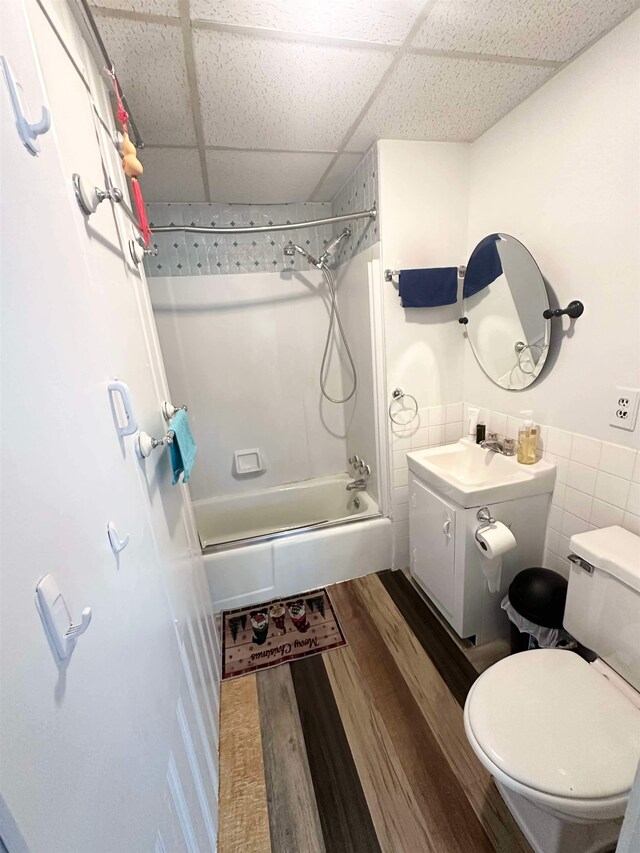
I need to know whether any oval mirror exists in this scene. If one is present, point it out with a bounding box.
[462,234,550,390]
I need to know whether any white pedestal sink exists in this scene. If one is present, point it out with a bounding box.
[407,439,556,509]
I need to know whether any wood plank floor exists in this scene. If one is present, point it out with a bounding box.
[218,571,532,852]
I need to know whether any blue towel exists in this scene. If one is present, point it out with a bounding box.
[463,235,503,298]
[169,409,197,485]
[398,267,458,307]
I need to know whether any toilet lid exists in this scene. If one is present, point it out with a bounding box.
[466,650,640,799]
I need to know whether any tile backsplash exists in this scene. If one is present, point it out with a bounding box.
[466,403,640,575]
[331,145,379,265]
[145,201,333,277]
[390,401,640,574]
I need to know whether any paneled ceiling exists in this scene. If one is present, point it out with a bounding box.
[91,0,639,203]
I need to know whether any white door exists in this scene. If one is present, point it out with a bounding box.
[409,476,457,617]
[0,2,218,850]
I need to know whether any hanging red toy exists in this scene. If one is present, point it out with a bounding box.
[107,67,152,247]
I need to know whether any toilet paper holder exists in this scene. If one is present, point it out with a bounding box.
[475,507,496,545]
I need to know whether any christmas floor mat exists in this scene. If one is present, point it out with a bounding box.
[221,587,347,680]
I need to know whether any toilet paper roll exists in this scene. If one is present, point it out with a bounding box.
[475,522,517,593]
[475,521,517,559]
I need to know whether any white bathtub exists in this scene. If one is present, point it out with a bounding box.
[193,473,378,548]
[195,475,393,611]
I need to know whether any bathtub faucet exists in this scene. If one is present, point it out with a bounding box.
[346,478,367,491]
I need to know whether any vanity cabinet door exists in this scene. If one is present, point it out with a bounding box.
[409,476,457,616]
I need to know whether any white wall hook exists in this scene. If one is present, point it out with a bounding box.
[1,56,51,155]
[107,380,138,438]
[35,575,92,662]
[107,521,130,554]
[65,608,92,639]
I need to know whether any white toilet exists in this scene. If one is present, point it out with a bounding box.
[464,525,640,853]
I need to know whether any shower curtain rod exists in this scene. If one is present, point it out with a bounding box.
[151,205,377,235]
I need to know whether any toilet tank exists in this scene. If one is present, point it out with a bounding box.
[564,526,640,692]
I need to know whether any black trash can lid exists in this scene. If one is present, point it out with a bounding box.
[508,568,568,628]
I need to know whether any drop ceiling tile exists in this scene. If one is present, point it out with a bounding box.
[92,0,178,15]
[310,153,364,201]
[413,0,640,62]
[96,18,196,145]
[139,148,206,201]
[190,0,424,45]
[347,53,552,149]
[194,29,393,150]
[205,149,335,202]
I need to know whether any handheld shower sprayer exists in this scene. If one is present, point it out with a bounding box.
[283,226,356,404]
[284,227,350,268]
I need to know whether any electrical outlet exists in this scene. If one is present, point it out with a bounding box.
[610,387,640,431]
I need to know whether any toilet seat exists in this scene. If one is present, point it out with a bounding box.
[464,649,640,820]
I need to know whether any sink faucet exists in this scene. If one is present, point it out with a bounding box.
[479,433,517,456]
[346,478,367,491]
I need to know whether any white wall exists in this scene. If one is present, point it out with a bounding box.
[466,10,640,449]
[151,269,349,500]
[378,139,469,408]
[376,140,469,564]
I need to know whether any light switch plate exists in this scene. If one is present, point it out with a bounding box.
[610,387,639,431]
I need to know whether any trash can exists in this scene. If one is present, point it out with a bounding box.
[502,568,575,653]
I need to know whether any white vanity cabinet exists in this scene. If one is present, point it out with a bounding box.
[409,472,551,645]
[410,477,458,620]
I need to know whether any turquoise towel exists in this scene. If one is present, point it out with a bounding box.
[169,409,197,485]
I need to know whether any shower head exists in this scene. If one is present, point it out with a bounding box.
[284,243,321,267]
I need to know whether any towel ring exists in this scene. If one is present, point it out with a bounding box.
[388,388,419,426]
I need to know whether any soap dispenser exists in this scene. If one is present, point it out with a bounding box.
[517,410,538,464]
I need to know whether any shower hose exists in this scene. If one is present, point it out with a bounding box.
[319,262,358,404]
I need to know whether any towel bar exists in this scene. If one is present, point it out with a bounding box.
[136,429,175,459]
[385,266,466,283]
